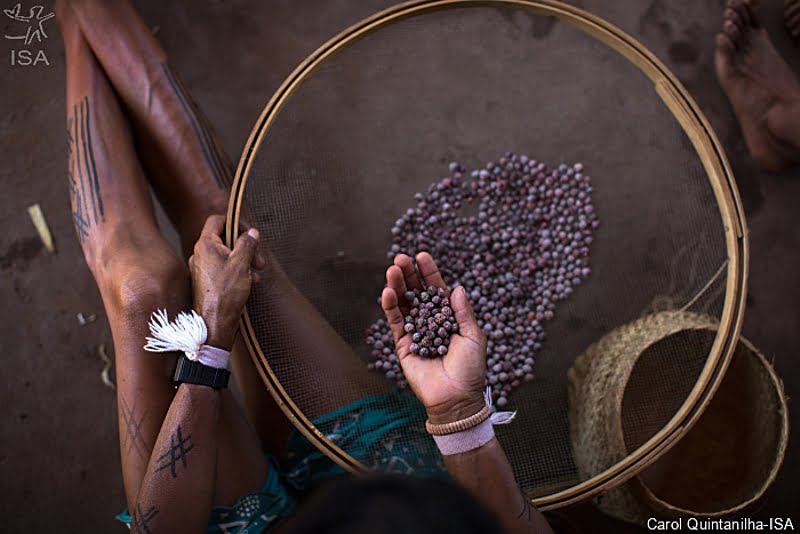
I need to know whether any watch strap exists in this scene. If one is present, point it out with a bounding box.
[173,356,230,389]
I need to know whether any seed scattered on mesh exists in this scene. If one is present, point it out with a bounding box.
[367,152,598,404]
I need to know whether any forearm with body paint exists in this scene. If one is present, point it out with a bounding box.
[128,214,262,532]
[132,383,221,533]
[442,437,554,534]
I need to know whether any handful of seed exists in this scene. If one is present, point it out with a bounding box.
[367,152,598,406]
[403,286,457,358]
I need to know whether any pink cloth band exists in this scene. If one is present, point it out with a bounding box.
[432,418,495,455]
[189,345,230,370]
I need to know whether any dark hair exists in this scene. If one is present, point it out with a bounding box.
[285,475,503,534]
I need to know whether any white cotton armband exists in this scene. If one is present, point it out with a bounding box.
[143,309,230,370]
[430,387,517,456]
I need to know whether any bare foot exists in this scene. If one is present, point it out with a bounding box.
[715,0,800,172]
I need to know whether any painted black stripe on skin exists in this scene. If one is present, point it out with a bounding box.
[79,99,98,225]
[83,97,104,222]
[66,115,88,240]
[173,71,232,186]
[72,103,90,238]
[161,64,225,187]
[192,99,233,186]
[171,66,230,186]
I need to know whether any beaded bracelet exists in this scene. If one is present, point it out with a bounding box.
[425,404,493,436]
[425,388,517,436]
[425,388,517,455]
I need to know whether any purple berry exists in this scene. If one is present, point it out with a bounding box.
[366,156,598,400]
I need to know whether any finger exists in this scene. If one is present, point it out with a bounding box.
[416,252,448,292]
[450,286,485,346]
[193,231,229,258]
[201,214,227,239]
[387,265,412,313]
[229,227,260,269]
[381,287,407,344]
[394,253,422,290]
[386,264,408,298]
[238,219,267,268]
[252,249,266,270]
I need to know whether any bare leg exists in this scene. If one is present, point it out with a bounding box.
[57,2,266,511]
[65,0,384,427]
[66,0,230,256]
[715,0,800,172]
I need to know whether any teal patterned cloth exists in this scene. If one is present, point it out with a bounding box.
[116,390,444,533]
[283,390,445,491]
[115,456,294,533]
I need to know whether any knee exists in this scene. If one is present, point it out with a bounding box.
[98,246,190,317]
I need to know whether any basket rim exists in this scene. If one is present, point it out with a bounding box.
[226,0,749,511]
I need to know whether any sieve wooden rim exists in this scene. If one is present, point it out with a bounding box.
[226,0,748,511]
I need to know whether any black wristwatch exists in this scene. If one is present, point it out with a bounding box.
[173,356,230,389]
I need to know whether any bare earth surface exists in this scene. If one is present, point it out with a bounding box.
[0,1,797,532]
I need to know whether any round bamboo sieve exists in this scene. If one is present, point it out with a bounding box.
[226,0,748,510]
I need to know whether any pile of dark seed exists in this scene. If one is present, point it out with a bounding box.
[366,152,598,407]
[404,286,456,357]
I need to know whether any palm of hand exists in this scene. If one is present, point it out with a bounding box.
[395,331,487,414]
[381,252,489,421]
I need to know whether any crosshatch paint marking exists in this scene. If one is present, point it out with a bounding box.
[132,503,158,533]
[154,425,194,478]
[120,397,149,460]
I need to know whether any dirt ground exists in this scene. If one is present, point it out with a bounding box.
[1,1,798,533]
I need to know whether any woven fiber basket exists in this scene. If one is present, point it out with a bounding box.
[568,311,788,524]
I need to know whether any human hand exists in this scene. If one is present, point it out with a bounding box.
[189,215,264,350]
[381,253,487,425]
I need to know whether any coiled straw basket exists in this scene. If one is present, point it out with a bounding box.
[569,311,788,524]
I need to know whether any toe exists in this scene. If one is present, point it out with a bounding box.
[787,0,800,35]
[725,7,742,30]
[734,1,753,27]
[786,0,798,17]
[716,32,735,55]
[746,2,761,27]
[723,19,742,48]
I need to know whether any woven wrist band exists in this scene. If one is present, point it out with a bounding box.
[425,388,518,455]
[425,404,492,436]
